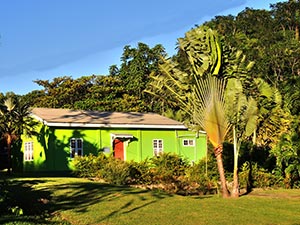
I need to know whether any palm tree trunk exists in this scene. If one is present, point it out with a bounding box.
[232,127,239,198]
[6,134,12,174]
[214,145,230,198]
[232,167,239,198]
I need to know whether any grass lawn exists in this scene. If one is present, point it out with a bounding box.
[1,177,300,225]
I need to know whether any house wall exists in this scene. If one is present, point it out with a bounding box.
[96,128,206,162]
[21,125,207,172]
[21,124,51,172]
[22,125,101,171]
[176,130,207,162]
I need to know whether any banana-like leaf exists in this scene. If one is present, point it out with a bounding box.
[4,98,16,112]
[193,76,230,147]
[244,97,258,137]
[225,78,258,140]
[179,26,222,77]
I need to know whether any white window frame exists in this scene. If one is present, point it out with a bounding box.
[183,139,195,147]
[153,139,163,156]
[24,141,34,161]
[70,138,83,158]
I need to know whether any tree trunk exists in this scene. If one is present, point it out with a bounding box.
[214,145,230,198]
[296,25,299,41]
[232,166,239,198]
[231,127,239,198]
[6,134,12,174]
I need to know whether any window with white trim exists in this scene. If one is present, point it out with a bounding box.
[153,139,163,156]
[70,138,83,158]
[183,139,195,147]
[24,142,34,161]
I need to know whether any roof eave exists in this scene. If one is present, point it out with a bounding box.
[44,122,187,129]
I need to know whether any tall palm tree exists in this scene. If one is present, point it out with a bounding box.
[225,77,283,197]
[192,75,231,197]
[225,78,258,197]
[0,96,38,173]
[147,26,232,197]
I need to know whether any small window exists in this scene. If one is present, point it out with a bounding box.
[183,139,195,147]
[24,142,34,161]
[153,139,163,156]
[70,138,83,158]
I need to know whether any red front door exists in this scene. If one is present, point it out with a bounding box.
[113,139,124,160]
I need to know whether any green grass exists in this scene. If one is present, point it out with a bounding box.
[1,177,300,225]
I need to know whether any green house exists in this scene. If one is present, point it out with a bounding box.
[21,108,207,172]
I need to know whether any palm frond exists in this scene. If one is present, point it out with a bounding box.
[192,76,230,147]
[4,97,16,112]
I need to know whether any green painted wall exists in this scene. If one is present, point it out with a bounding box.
[22,125,101,171]
[21,125,207,172]
[175,130,207,162]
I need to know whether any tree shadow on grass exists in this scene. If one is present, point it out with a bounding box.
[49,181,174,225]
[0,177,173,224]
[0,178,57,224]
[96,188,173,223]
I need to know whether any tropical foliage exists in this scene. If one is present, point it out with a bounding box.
[204,0,300,189]
[0,94,39,172]
[146,26,233,197]
[1,0,300,194]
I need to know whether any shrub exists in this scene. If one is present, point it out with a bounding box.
[149,153,189,184]
[73,152,224,195]
[239,162,283,189]
[73,153,107,178]
[99,157,131,185]
[184,155,219,195]
[126,159,151,184]
[74,153,138,185]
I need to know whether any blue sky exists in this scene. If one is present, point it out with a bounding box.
[0,0,282,95]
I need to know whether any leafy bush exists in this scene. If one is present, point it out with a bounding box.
[184,156,219,195]
[99,157,131,185]
[186,155,219,181]
[271,128,300,188]
[239,162,283,189]
[74,154,126,184]
[73,152,232,195]
[149,153,189,184]
[127,159,152,184]
[73,153,107,178]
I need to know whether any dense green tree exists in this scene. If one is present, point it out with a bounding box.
[203,1,300,191]
[29,74,153,112]
[28,43,168,113]
[271,0,300,40]
[271,116,300,188]
[205,2,300,116]
[33,76,96,108]
[110,43,167,99]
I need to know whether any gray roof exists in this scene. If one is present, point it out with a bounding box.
[31,108,187,129]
